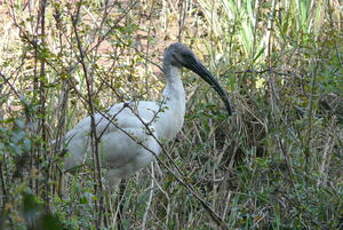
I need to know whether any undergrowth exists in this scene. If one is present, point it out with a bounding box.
[0,0,342,229]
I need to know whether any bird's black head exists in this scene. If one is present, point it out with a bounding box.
[163,42,233,116]
[163,42,198,69]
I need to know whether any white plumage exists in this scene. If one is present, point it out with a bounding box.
[63,43,231,186]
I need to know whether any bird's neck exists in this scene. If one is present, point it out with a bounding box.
[162,66,185,106]
[156,65,186,140]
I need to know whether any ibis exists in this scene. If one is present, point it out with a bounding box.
[63,43,232,187]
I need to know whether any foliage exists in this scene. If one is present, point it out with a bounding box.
[0,0,342,229]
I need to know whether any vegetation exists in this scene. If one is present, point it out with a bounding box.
[0,0,342,229]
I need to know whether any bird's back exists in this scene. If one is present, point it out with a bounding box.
[63,101,165,178]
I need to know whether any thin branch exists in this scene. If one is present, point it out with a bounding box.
[71,1,105,227]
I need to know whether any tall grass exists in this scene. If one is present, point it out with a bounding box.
[0,0,342,229]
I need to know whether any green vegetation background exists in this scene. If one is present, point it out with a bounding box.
[0,0,342,229]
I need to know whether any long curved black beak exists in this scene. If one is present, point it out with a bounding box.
[187,61,232,116]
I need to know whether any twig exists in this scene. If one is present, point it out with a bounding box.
[71,1,105,227]
[142,163,155,230]
[62,77,227,228]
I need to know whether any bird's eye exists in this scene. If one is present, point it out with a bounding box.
[182,53,192,58]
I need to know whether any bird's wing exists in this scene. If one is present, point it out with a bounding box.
[63,101,163,171]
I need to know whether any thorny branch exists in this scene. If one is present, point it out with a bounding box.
[62,76,228,228]
[70,1,106,227]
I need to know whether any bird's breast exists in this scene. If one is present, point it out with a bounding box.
[153,98,185,141]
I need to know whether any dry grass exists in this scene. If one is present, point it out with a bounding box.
[0,0,342,229]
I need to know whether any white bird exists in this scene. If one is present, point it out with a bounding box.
[63,43,232,187]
